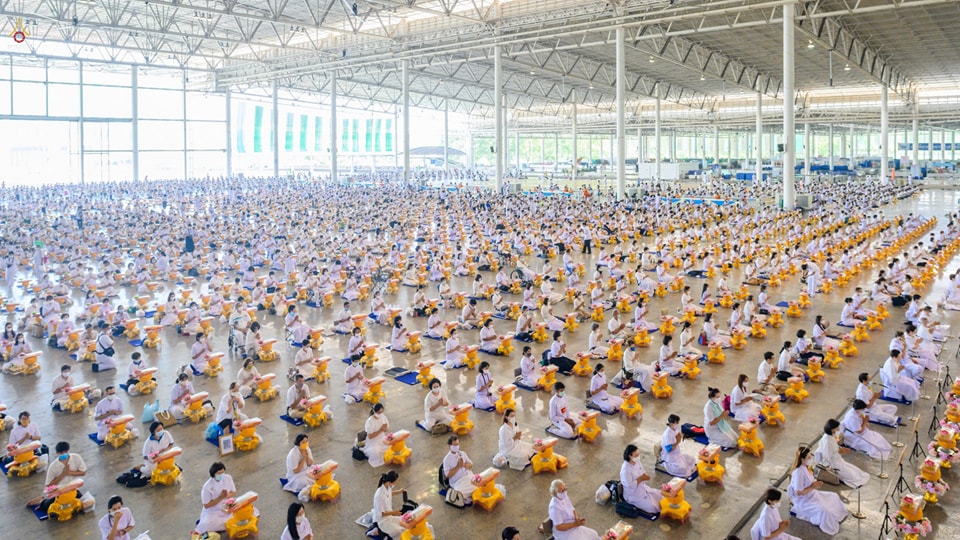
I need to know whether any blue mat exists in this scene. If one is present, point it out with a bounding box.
[385,346,409,353]
[88,433,105,447]
[342,357,352,365]
[129,339,143,347]
[27,504,49,521]
[472,404,497,412]
[655,466,699,483]
[837,322,856,328]
[280,478,289,488]
[585,402,620,415]
[144,311,156,318]
[775,301,790,308]
[191,366,202,377]
[423,334,443,341]
[291,342,303,348]
[206,436,220,448]
[515,335,533,343]
[478,348,502,356]
[415,421,432,433]
[544,426,577,440]
[880,394,912,405]
[395,372,420,386]
[516,382,539,391]
[305,301,320,308]
[491,313,510,320]
[69,353,79,361]
[281,414,306,427]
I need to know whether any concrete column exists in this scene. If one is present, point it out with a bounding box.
[79,60,85,182]
[713,125,719,164]
[572,102,578,183]
[850,125,855,162]
[443,100,449,172]
[827,123,833,174]
[554,133,559,172]
[782,1,796,209]
[912,108,919,166]
[225,88,232,178]
[803,122,811,181]
[271,79,279,178]
[755,90,762,182]
[402,60,410,183]
[615,27,626,198]
[880,85,889,179]
[654,96,661,180]
[941,130,946,161]
[494,45,503,191]
[330,72,338,183]
[185,73,191,180]
[131,67,139,181]
[515,131,520,170]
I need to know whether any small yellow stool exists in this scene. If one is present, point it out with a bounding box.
[363,376,386,405]
[679,353,701,379]
[607,339,624,362]
[737,418,764,457]
[785,301,801,318]
[224,491,259,540]
[203,352,224,378]
[133,367,158,395]
[103,414,136,449]
[651,372,672,399]
[616,295,632,313]
[532,323,549,343]
[750,319,767,339]
[784,376,808,403]
[45,479,85,522]
[399,504,434,540]
[307,460,341,502]
[494,384,517,414]
[718,293,734,308]
[633,328,651,347]
[470,467,505,512]
[415,361,436,388]
[839,335,858,357]
[659,317,675,336]
[507,303,522,321]
[450,403,474,435]
[767,309,784,328]
[183,391,211,423]
[917,457,945,503]
[591,303,605,322]
[406,331,423,354]
[852,323,869,342]
[64,383,91,414]
[572,352,592,377]
[730,328,746,350]
[866,313,882,331]
[5,441,42,477]
[462,345,480,369]
[496,334,514,356]
[876,303,890,321]
[361,343,380,368]
[823,346,843,369]
[577,410,603,443]
[531,437,567,475]
[233,417,262,452]
[680,309,696,325]
[696,444,725,484]
[302,395,330,427]
[706,343,725,365]
[703,300,717,315]
[311,357,331,383]
[253,373,280,401]
[308,327,325,349]
[383,430,412,466]
[659,478,691,523]
[760,396,785,426]
[538,365,559,392]
[150,446,182,486]
[64,330,81,352]
[806,357,825,383]
[620,388,643,419]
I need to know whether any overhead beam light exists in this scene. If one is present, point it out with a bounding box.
[648,56,655,63]
[844,63,851,71]
[807,40,815,49]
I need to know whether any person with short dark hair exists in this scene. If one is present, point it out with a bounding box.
[749,488,799,540]
[502,526,521,540]
[99,495,136,540]
[195,462,241,535]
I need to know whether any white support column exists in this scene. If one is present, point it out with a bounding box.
[131,67,139,182]
[827,123,833,174]
[494,45,504,191]
[554,133,559,173]
[272,79,279,178]
[782,1,796,209]
[755,90,762,183]
[637,127,642,167]
[572,102,578,183]
[468,133,474,168]
[912,108,919,166]
[330,71,338,183]
[185,73,191,180]
[804,122,811,181]
[402,60,410,184]
[443,100,449,172]
[880,85,889,179]
[515,131,520,170]
[953,130,956,161]
[79,60,85,183]
[940,130,946,162]
[849,125,855,161]
[616,27,626,199]
[654,96,661,180]
[225,88,232,178]
[713,125,719,164]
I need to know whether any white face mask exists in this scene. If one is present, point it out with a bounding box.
[450,444,459,454]
[432,388,440,394]
[557,491,567,500]
[772,501,780,509]
[295,516,304,525]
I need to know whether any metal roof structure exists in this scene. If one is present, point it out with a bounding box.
[3,0,960,131]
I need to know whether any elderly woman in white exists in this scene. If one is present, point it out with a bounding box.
[547,479,600,540]
[660,414,697,478]
[421,379,453,430]
[283,434,314,498]
[494,409,533,470]
[814,419,870,489]
[787,445,848,536]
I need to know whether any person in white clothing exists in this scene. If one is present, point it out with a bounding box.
[372,471,433,539]
[814,419,870,489]
[98,495,136,540]
[236,359,260,398]
[704,387,738,449]
[880,350,920,402]
[749,488,801,540]
[285,375,311,419]
[547,479,600,540]
[856,372,900,426]
[280,502,314,540]
[547,382,580,439]
[442,434,505,497]
[730,374,763,422]
[195,462,252,535]
[421,378,453,430]
[444,328,464,369]
[841,400,892,460]
[587,364,622,413]
[137,421,174,476]
[474,362,496,409]
[343,356,365,404]
[517,346,539,388]
[362,403,391,467]
[494,408,533,470]
[619,444,662,514]
[214,382,248,433]
[93,386,127,442]
[283,434,314,498]
[659,414,696,478]
[787,445,847,536]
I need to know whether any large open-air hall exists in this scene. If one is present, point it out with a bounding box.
[2,1,960,539]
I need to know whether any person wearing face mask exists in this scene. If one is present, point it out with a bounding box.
[281,502,313,540]
[421,378,453,431]
[444,327,464,370]
[99,495,136,540]
[28,441,95,513]
[547,382,581,440]
[363,403,391,467]
[518,346,539,388]
[704,387,738,450]
[855,372,900,427]
[2,333,32,373]
[283,434,314,499]
[442,435,477,495]
[730,374,763,422]
[787,445,847,535]
[215,382,248,433]
[546,479,599,540]
[94,386,130,442]
[372,471,427,539]
[136,421,175,476]
[122,353,150,396]
[236,358,260,399]
[494,408,534,470]
[52,364,101,411]
[660,414,697,478]
[474,361,496,410]
[93,323,117,373]
[286,374,312,419]
[343,355,365,404]
[840,400,892,460]
[619,443,662,514]
[6,411,49,469]
[196,462,252,536]
[588,364,622,414]
[814,419,870,489]
[749,488,799,540]
[168,373,196,421]
[190,333,212,373]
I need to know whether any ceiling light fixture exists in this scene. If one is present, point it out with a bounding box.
[700,74,705,81]
[844,63,851,71]
[649,56,655,63]
[807,40,815,49]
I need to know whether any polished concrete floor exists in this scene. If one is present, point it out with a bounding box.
[2,188,960,540]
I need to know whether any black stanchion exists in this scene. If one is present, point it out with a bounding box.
[910,429,925,462]
[928,405,942,438]
[893,463,910,498]
[877,500,893,540]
